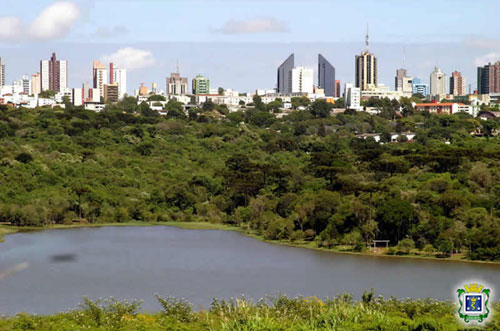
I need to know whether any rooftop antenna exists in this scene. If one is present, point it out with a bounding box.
[365,24,370,52]
[176,60,179,74]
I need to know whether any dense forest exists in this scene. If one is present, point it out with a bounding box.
[0,96,499,261]
[1,294,498,330]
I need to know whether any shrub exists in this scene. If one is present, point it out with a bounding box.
[156,295,194,322]
[15,152,34,163]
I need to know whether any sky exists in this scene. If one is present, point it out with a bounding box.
[1,0,500,94]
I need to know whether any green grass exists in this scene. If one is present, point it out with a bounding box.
[0,295,497,330]
[163,221,241,231]
[0,226,17,242]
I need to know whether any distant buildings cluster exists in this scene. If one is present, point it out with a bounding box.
[1,31,500,117]
[0,52,128,109]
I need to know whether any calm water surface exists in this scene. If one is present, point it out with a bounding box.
[1,226,500,315]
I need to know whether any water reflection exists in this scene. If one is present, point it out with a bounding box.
[50,253,78,263]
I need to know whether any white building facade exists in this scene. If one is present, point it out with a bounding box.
[112,68,127,99]
[430,67,447,100]
[291,67,314,94]
[345,83,361,110]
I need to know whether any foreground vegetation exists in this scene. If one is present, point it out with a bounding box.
[0,294,497,330]
[0,98,499,261]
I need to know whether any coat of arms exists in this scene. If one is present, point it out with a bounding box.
[457,283,491,323]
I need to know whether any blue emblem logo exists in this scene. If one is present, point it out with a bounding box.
[465,295,482,312]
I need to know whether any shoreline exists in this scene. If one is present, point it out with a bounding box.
[1,221,499,266]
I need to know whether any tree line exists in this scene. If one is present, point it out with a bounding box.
[0,98,498,261]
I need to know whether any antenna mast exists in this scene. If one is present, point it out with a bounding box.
[365,25,370,52]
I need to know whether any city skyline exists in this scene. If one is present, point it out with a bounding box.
[0,1,499,93]
[0,41,496,95]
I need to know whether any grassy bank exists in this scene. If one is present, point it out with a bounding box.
[0,294,497,331]
[0,226,17,243]
[245,231,500,265]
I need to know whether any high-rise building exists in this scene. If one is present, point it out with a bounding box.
[318,54,335,97]
[334,80,341,98]
[31,73,41,96]
[412,78,429,96]
[40,52,68,92]
[166,72,188,95]
[111,64,127,99]
[21,76,31,95]
[402,77,414,97]
[277,53,294,94]
[0,57,5,87]
[395,68,407,91]
[345,83,361,110]
[430,67,447,99]
[477,62,500,95]
[167,72,188,95]
[395,69,413,97]
[104,83,119,103]
[291,67,314,94]
[355,31,377,91]
[450,71,466,96]
[93,60,108,98]
[192,74,210,94]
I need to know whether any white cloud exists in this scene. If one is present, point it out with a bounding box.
[29,2,81,40]
[101,47,156,70]
[0,17,23,41]
[217,17,289,34]
[0,2,80,42]
[474,52,500,67]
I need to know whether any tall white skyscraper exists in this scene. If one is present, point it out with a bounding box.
[430,67,447,99]
[41,60,49,91]
[291,67,314,93]
[21,75,31,95]
[0,57,5,87]
[345,83,361,110]
[112,67,127,99]
[59,60,68,92]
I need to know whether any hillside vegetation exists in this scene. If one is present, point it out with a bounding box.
[0,99,499,261]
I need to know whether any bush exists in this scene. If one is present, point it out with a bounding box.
[396,238,415,255]
[15,152,34,163]
[423,244,436,255]
[155,295,194,322]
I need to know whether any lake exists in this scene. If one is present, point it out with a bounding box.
[1,226,500,315]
